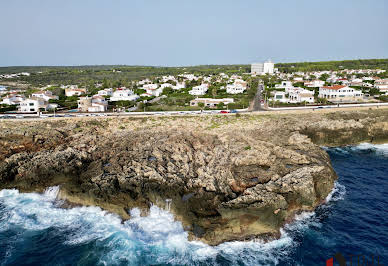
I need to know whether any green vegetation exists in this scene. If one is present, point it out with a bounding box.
[0,104,17,112]
[276,59,388,75]
[1,59,387,111]
[0,65,249,87]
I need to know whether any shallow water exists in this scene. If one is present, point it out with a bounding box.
[0,143,387,265]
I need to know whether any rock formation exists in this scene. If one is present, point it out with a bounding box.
[1,108,387,245]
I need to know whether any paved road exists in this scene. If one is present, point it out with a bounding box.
[252,82,265,111]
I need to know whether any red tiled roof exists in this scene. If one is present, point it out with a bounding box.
[322,85,346,90]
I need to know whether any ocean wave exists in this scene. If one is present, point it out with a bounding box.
[323,143,388,157]
[325,181,346,202]
[0,182,346,266]
[351,143,388,156]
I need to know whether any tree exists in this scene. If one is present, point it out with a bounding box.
[211,86,218,97]
[319,73,329,81]
[162,87,174,96]
[198,102,205,109]
[217,102,224,109]
[102,78,110,89]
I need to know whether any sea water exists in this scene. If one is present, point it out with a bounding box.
[0,144,387,265]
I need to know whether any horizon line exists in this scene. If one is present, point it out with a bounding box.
[1,57,388,69]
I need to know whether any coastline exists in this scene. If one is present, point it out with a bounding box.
[1,108,387,245]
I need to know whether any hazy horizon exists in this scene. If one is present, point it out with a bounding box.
[1,57,388,69]
[1,0,387,67]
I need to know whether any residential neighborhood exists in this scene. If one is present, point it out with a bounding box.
[0,61,387,116]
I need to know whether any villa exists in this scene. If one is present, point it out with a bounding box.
[272,91,288,103]
[98,88,113,97]
[19,97,58,112]
[374,79,388,92]
[289,89,315,103]
[31,90,59,101]
[318,85,363,102]
[275,81,293,90]
[190,98,234,107]
[110,89,140,101]
[304,80,325,88]
[189,84,209,96]
[226,79,247,94]
[78,95,108,112]
[143,84,163,97]
[0,94,25,105]
[65,87,87,97]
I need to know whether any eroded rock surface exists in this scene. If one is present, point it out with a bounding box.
[1,109,387,245]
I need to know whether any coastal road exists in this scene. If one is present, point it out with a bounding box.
[2,103,388,121]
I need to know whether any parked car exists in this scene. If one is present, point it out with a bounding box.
[15,115,24,119]
[220,110,229,114]
[230,109,238,113]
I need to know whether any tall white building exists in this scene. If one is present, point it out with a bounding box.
[251,60,275,75]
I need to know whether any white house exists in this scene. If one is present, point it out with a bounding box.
[161,75,177,83]
[304,80,325,88]
[98,88,113,96]
[374,79,388,92]
[173,82,186,90]
[190,98,234,107]
[142,84,163,97]
[272,91,288,103]
[78,95,108,112]
[65,87,87,97]
[293,77,303,82]
[338,79,350,86]
[160,83,173,89]
[275,81,294,93]
[137,79,152,86]
[0,94,25,105]
[318,85,363,102]
[226,79,247,94]
[289,89,315,103]
[180,74,198,81]
[19,97,57,112]
[110,89,140,101]
[31,90,59,101]
[189,84,209,96]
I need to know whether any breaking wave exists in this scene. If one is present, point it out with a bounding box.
[1,144,387,265]
[0,184,336,266]
[322,143,388,157]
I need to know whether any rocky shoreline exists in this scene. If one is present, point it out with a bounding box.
[1,109,387,245]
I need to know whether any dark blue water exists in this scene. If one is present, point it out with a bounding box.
[0,143,387,266]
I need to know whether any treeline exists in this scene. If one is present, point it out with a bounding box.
[0,65,249,87]
[276,59,388,73]
[1,59,387,87]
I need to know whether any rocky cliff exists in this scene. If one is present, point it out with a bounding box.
[1,108,387,245]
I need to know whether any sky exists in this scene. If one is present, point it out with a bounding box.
[1,0,387,66]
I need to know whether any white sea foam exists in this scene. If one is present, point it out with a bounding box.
[351,143,388,156]
[323,143,388,157]
[43,185,60,200]
[326,181,346,202]
[0,184,346,265]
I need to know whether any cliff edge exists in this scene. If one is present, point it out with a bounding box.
[1,108,387,245]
